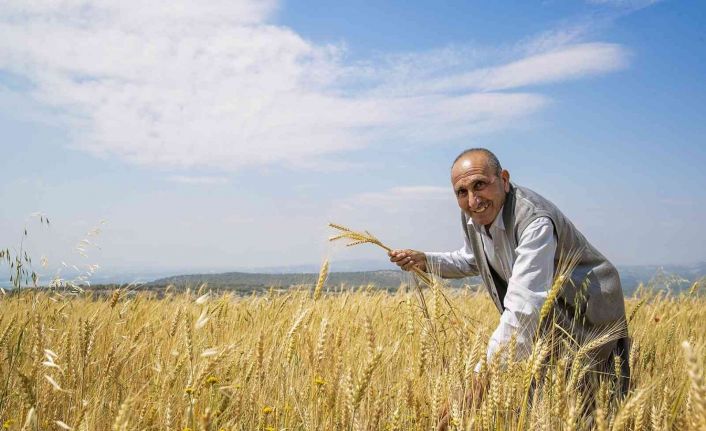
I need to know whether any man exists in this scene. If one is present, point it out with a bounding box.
[389,148,629,411]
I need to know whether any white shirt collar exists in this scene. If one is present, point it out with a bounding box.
[468,205,505,234]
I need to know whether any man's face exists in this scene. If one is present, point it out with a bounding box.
[451,153,510,227]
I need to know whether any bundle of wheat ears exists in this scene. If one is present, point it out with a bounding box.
[328,222,462,332]
[328,222,433,287]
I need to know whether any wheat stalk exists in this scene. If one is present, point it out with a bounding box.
[682,340,706,430]
[328,222,460,346]
[2,278,706,430]
[328,223,433,287]
[313,259,329,301]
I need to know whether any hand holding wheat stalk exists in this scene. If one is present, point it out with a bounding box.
[328,222,443,331]
[328,223,434,287]
[328,222,478,342]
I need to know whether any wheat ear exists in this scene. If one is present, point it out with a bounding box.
[682,341,706,430]
[313,259,329,301]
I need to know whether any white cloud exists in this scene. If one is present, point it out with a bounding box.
[427,43,628,92]
[519,24,595,56]
[166,175,229,185]
[222,215,255,225]
[336,186,451,213]
[0,0,630,172]
[586,0,662,8]
[327,185,463,256]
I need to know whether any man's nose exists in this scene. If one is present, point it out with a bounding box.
[468,194,480,208]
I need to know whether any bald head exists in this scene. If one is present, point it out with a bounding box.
[452,148,501,176]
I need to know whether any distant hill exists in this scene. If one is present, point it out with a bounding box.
[617,262,706,294]
[8,261,701,294]
[150,270,475,293]
[149,262,706,295]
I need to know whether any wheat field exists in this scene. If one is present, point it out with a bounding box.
[0,279,705,431]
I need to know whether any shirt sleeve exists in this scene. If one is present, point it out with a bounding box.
[484,216,556,365]
[424,232,479,279]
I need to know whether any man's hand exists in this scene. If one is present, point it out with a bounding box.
[436,374,487,431]
[388,249,427,272]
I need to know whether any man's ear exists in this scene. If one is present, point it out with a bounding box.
[501,170,510,192]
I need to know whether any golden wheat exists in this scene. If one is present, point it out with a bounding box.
[0,277,704,430]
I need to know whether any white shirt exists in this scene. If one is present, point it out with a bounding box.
[426,209,557,367]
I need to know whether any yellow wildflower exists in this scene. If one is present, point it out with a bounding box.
[206,375,218,385]
[262,406,273,415]
[184,386,195,395]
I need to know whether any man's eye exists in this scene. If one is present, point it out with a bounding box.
[456,189,467,197]
[473,182,486,190]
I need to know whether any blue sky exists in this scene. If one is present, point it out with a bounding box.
[1,0,705,283]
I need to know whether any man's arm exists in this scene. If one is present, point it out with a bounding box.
[388,235,479,278]
[484,217,556,364]
[425,233,479,278]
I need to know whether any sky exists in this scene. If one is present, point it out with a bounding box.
[1,0,705,283]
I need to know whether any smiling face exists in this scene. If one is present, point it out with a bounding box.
[451,152,510,227]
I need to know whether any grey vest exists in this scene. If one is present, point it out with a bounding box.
[463,183,628,358]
